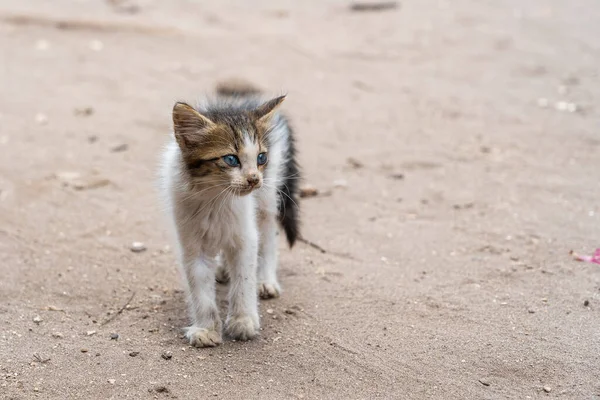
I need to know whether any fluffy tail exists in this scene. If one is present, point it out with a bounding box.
[278,124,300,248]
[215,79,262,97]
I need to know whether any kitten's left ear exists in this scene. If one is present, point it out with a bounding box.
[251,95,286,121]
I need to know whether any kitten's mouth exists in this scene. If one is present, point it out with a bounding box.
[235,184,261,196]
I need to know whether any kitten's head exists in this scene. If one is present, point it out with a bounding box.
[172,96,285,196]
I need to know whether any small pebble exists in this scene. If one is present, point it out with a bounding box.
[347,157,364,168]
[479,378,491,387]
[284,309,296,315]
[536,97,549,108]
[74,107,94,117]
[111,143,129,153]
[130,242,147,253]
[89,40,104,51]
[35,113,48,125]
[161,351,173,360]
[583,300,590,307]
[333,179,348,188]
[110,333,119,340]
[543,386,552,393]
[266,308,274,315]
[33,315,43,324]
[555,101,568,111]
[299,185,318,198]
[388,173,405,180]
[80,348,89,353]
[35,39,49,51]
[52,332,64,338]
[86,330,97,336]
[528,309,535,314]
[108,379,116,385]
[129,351,139,357]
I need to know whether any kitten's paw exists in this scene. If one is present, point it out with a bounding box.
[225,314,259,341]
[215,265,230,284]
[258,282,281,299]
[184,326,222,348]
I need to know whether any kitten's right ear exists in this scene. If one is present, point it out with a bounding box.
[172,102,214,149]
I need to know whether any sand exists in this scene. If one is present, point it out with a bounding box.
[1,1,599,399]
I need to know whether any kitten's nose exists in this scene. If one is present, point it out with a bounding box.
[247,174,260,187]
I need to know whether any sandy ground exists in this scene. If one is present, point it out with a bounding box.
[1,1,599,399]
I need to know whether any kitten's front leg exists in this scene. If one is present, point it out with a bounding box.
[180,254,222,347]
[224,230,260,341]
[257,212,281,299]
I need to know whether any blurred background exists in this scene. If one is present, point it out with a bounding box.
[1,1,599,399]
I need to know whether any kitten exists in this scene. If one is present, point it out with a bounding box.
[160,82,299,347]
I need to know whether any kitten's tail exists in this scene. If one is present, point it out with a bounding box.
[215,79,262,97]
[278,125,300,248]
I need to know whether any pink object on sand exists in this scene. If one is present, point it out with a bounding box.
[570,248,600,264]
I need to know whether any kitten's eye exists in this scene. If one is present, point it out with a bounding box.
[222,155,240,167]
[257,152,268,166]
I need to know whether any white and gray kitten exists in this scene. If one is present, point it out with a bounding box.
[159,82,299,347]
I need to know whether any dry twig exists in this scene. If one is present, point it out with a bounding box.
[100,292,136,326]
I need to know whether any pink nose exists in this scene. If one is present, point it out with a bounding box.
[247,174,260,186]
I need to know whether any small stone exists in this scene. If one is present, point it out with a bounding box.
[33,315,43,324]
[479,378,491,386]
[33,387,39,392]
[347,157,364,168]
[74,107,94,117]
[299,185,318,198]
[527,309,535,314]
[71,177,110,191]
[333,179,348,188]
[110,333,119,340]
[543,386,552,393]
[108,379,116,385]
[266,308,274,315]
[111,143,129,153]
[89,40,104,51]
[161,351,173,360]
[536,97,549,108]
[52,332,64,338]
[129,351,139,357]
[35,113,48,125]
[35,39,49,51]
[284,309,296,315]
[555,101,568,111]
[86,330,97,336]
[80,348,89,353]
[583,300,590,307]
[130,242,147,253]
[388,173,405,180]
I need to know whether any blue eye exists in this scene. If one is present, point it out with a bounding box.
[257,153,268,165]
[222,155,240,167]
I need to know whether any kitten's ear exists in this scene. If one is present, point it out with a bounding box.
[172,102,214,149]
[251,95,286,122]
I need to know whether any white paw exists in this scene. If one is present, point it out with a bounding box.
[258,281,281,299]
[225,314,259,341]
[184,326,222,348]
